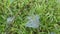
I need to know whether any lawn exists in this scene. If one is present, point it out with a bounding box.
[0,0,60,34]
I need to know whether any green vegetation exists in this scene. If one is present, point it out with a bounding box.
[0,0,60,34]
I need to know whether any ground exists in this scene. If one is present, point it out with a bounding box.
[0,0,60,34]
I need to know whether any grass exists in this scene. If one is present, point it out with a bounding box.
[0,0,60,34]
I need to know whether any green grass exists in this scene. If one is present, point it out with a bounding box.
[0,0,60,34]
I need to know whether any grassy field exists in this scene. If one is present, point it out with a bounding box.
[0,0,60,34]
